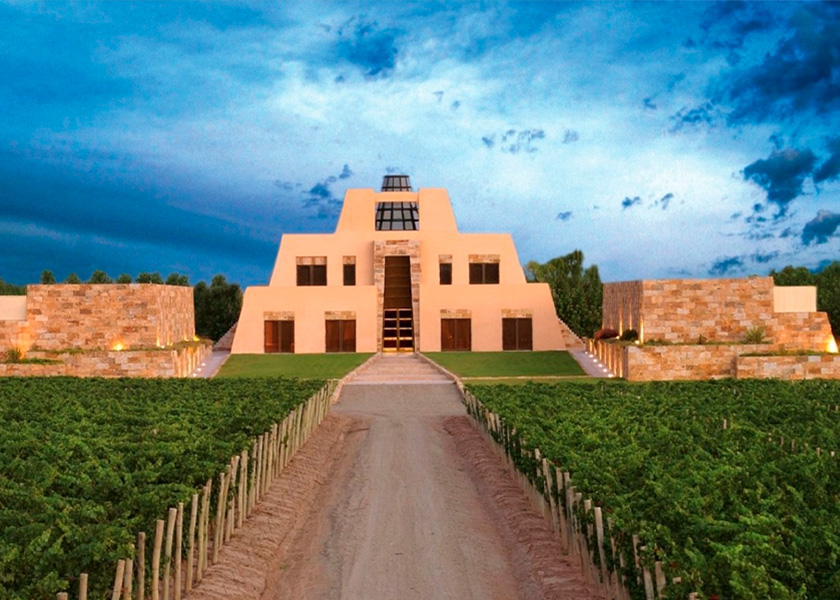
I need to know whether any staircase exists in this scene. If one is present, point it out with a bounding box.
[213,322,238,351]
[346,353,453,385]
[557,317,584,350]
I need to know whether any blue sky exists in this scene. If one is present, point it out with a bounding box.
[1,1,839,286]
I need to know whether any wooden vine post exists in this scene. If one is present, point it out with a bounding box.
[57,383,337,600]
[152,519,164,600]
[186,493,198,593]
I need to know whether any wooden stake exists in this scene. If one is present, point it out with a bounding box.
[175,502,184,600]
[152,519,164,600]
[213,470,226,564]
[79,573,89,600]
[163,507,177,600]
[640,546,655,600]
[186,494,198,592]
[137,533,145,600]
[238,450,247,529]
[123,558,133,600]
[197,482,209,581]
[632,535,641,585]
[654,561,666,598]
[112,559,126,600]
[254,436,263,503]
[249,439,258,512]
[56,593,68,600]
[594,506,610,596]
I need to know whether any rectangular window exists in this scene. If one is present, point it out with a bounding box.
[343,263,356,286]
[264,320,294,353]
[325,320,356,352]
[469,262,499,284]
[297,264,327,286]
[439,262,452,285]
[441,318,471,351]
[502,318,533,351]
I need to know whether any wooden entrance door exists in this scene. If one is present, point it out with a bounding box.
[383,256,414,351]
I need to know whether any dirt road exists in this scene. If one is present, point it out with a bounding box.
[261,383,598,600]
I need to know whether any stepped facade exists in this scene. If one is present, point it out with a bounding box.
[232,176,567,354]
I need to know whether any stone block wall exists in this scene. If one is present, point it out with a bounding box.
[625,343,769,381]
[768,312,834,352]
[25,284,194,351]
[0,320,30,354]
[736,354,840,380]
[3,344,210,378]
[639,277,774,343]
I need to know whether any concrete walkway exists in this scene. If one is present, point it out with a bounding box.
[568,348,612,378]
[192,350,230,378]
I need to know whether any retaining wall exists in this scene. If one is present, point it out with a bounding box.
[0,344,210,378]
[25,284,195,351]
[736,354,840,380]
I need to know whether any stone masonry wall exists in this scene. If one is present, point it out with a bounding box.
[26,284,194,351]
[638,277,774,343]
[624,343,769,381]
[3,344,210,378]
[736,354,840,380]
[0,320,30,354]
[768,312,834,352]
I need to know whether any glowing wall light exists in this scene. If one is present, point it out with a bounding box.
[112,342,125,351]
[828,337,838,354]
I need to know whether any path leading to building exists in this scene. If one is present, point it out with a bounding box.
[263,355,598,600]
[568,348,612,378]
[186,353,599,600]
[192,350,230,378]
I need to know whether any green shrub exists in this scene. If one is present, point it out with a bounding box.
[620,329,639,342]
[743,325,767,344]
[5,347,22,363]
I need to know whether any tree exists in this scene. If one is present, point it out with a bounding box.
[88,270,113,284]
[526,250,602,338]
[0,278,26,295]
[772,261,840,337]
[769,265,814,286]
[815,262,840,337]
[194,274,243,341]
[40,270,56,284]
[116,273,132,283]
[165,272,190,286]
[65,273,81,284]
[136,272,164,284]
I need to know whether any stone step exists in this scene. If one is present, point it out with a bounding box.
[346,353,453,385]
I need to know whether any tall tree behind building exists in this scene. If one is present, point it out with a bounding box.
[194,274,243,341]
[526,250,602,338]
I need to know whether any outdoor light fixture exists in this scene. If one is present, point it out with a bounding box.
[112,342,125,351]
[828,337,839,354]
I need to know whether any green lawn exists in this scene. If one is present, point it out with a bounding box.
[216,353,374,379]
[423,351,585,378]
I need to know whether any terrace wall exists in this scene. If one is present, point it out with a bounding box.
[25,284,194,351]
[624,343,768,381]
[1,344,210,378]
[736,354,840,380]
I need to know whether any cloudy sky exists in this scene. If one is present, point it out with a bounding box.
[2,1,839,286]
